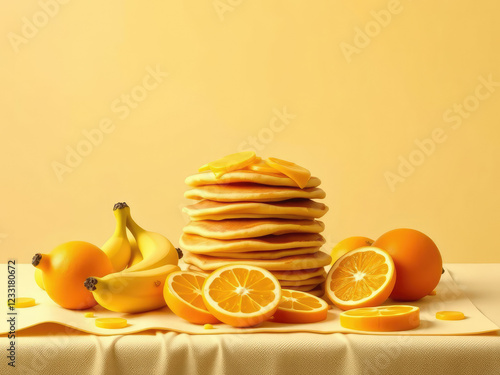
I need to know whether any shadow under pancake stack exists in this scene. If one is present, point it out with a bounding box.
[180,153,332,297]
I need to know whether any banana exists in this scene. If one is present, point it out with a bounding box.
[124,203,182,272]
[84,264,180,313]
[101,203,132,272]
[127,232,143,268]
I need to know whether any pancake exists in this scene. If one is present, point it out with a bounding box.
[207,247,321,260]
[183,219,324,240]
[185,170,322,188]
[183,251,332,271]
[184,183,326,203]
[279,273,326,287]
[183,199,329,221]
[186,265,325,281]
[179,233,326,254]
[283,283,325,297]
[282,283,319,292]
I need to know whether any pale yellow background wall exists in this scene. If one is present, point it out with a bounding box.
[1,1,499,263]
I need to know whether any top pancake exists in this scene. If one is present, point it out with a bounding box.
[185,183,326,203]
[185,170,321,188]
[183,199,329,221]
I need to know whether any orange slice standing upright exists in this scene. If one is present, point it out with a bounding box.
[325,246,396,311]
[272,289,329,324]
[340,305,420,332]
[202,265,281,327]
[164,271,220,325]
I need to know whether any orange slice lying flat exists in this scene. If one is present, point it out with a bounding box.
[245,159,285,176]
[340,305,420,331]
[436,311,465,320]
[95,318,128,329]
[164,271,220,325]
[272,289,329,324]
[325,246,396,310]
[264,157,311,188]
[199,151,257,178]
[202,265,281,327]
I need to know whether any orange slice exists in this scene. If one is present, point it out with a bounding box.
[272,289,329,323]
[164,271,220,325]
[202,265,281,327]
[325,246,396,310]
[245,159,285,176]
[9,297,36,308]
[340,305,420,331]
[199,151,257,178]
[436,311,465,320]
[95,318,128,329]
[264,157,311,188]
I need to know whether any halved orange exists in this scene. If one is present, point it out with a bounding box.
[164,271,220,325]
[340,305,420,331]
[272,289,329,324]
[264,157,311,188]
[202,265,281,327]
[325,246,396,310]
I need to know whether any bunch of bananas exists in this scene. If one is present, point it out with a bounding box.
[35,202,182,313]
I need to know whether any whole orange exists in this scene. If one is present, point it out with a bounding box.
[32,241,113,309]
[373,228,442,301]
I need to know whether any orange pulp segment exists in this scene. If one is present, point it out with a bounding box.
[325,247,396,310]
[164,271,220,325]
[340,305,420,331]
[436,311,465,320]
[264,157,311,188]
[202,265,281,327]
[272,289,329,323]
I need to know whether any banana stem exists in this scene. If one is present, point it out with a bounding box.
[84,277,98,291]
[32,253,49,271]
[112,205,128,237]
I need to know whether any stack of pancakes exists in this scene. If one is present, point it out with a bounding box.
[180,168,331,297]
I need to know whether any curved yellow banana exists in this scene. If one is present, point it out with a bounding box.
[125,204,182,272]
[34,268,45,290]
[127,232,143,268]
[101,203,132,272]
[84,264,180,313]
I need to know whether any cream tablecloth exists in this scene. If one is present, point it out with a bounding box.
[2,264,499,375]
